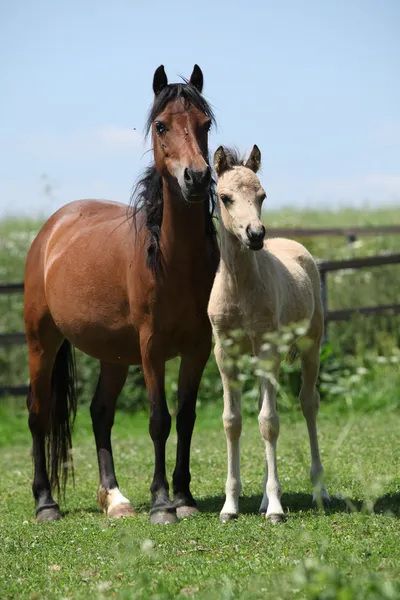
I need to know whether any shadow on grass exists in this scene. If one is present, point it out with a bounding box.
[198,491,400,517]
[60,492,399,519]
[62,506,102,517]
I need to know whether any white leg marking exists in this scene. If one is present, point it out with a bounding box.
[215,343,242,522]
[98,486,133,517]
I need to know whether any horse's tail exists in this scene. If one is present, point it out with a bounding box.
[48,339,77,498]
[286,343,299,365]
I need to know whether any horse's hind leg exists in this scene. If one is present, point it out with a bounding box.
[90,362,135,518]
[27,336,63,522]
[299,340,331,507]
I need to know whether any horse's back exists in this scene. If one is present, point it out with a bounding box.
[263,237,322,328]
[24,200,144,362]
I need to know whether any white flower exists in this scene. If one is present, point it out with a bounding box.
[141,539,153,554]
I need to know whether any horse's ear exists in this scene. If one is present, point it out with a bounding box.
[153,65,168,96]
[189,64,203,93]
[244,145,261,173]
[214,146,229,176]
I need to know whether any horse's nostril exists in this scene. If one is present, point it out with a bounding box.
[202,166,211,185]
[184,168,192,183]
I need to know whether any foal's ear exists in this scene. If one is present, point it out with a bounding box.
[153,65,168,96]
[189,64,204,93]
[244,145,261,173]
[214,146,230,176]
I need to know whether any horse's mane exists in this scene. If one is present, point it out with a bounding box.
[130,82,217,273]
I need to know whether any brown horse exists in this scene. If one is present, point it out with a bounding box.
[24,64,219,524]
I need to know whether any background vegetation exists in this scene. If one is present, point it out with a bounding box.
[1,206,399,414]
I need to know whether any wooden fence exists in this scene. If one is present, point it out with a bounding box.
[317,253,400,343]
[1,233,400,396]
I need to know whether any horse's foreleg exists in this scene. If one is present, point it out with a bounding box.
[172,343,210,519]
[141,334,177,524]
[299,343,330,507]
[257,347,284,522]
[215,342,242,523]
[91,362,135,518]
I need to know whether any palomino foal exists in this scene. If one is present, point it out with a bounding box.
[208,146,330,523]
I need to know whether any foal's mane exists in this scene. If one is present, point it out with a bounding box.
[130,82,217,273]
[219,146,247,169]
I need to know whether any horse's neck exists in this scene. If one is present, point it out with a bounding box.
[160,179,207,261]
[218,226,261,288]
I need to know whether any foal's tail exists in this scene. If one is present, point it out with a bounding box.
[48,339,77,498]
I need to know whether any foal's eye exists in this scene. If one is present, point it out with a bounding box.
[204,120,212,132]
[220,194,232,205]
[155,121,167,136]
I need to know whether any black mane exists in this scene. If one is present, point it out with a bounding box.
[131,82,217,273]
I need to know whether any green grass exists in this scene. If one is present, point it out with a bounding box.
[1,400,399,600]
[1,208,400,598]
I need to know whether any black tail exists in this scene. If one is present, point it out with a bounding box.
[48,339,77,498]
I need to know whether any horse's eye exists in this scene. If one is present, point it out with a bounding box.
[220,194,232,205]
[155,121,167,135]
[204,120,212,131]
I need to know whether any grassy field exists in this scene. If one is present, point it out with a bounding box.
[1,207,400,598]
[1,399,399,600]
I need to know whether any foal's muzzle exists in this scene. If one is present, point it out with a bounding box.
[245,223,266,250]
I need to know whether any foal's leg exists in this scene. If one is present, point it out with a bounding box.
[172,343,211,518]
[27,340,62,522]
[299,343,330,506]
[215,342,242,523]
[257,348,285,522]
[91,362,135,518]
[141,332,177,524]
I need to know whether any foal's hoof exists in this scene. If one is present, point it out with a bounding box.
[266,513,285,524]
[220,512,238,523]
[150,508,178,525]
[108,504,136,519]
[313,497,332,510]
[176,505,199,520]
[36,506,61,522]
[313,491,332,510]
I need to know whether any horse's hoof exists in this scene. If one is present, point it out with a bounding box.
[220,512,238,523]
[108,504,136,519]
[36,506,61,522]
[150,509,178,525]
[313,494,332,509]
[266,513,285,524]
[176,505,199,520]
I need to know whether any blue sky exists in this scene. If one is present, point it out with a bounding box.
[0,0,399,217]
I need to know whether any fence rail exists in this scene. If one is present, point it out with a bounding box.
[269,225,400,239]
[317,253,400,342]
[1,247,400,395]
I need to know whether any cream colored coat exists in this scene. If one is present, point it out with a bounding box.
[208,145,330,522]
